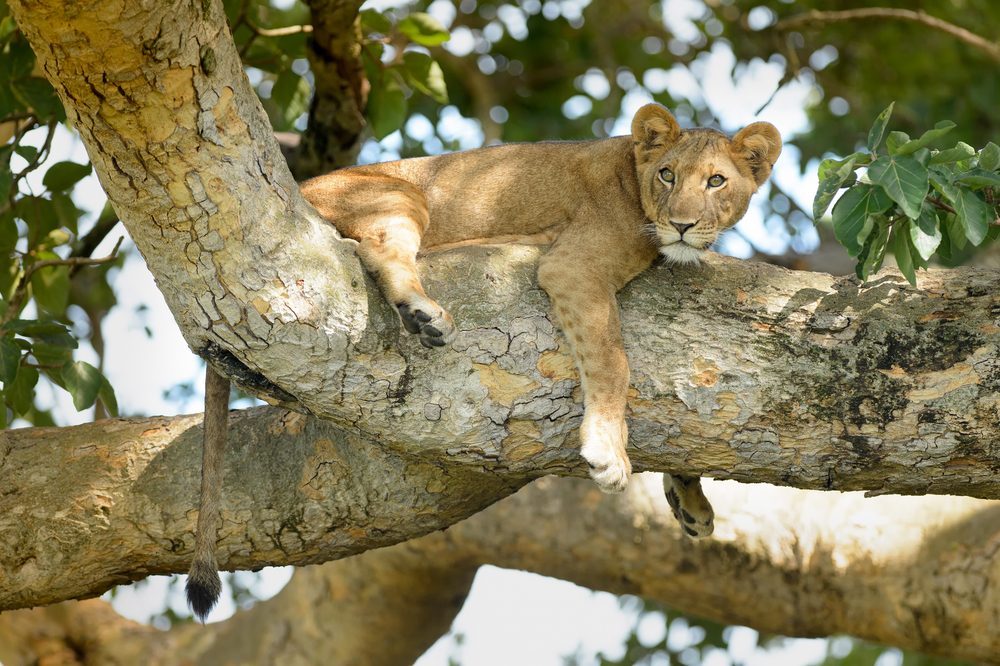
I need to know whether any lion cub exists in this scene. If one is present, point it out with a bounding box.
[302,104,780,538]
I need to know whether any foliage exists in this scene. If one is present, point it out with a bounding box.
[815,103,999,283]
[0,11,119,426]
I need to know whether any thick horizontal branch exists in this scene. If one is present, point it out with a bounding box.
[4,475,1000,663]
[12,0,1000,500]
[0,410,519,611]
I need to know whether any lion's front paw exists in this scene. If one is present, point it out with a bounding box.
[396,297,456,348]
[580,414,631,493]
[663,473,714,538]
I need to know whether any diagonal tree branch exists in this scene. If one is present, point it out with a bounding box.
[774,8,1000,64]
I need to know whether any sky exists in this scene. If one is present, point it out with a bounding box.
[8,0,890,663]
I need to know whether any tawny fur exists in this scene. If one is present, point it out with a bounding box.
[186,366,230,621]
[301,104,781,534]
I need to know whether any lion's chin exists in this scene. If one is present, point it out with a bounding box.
[659,242,704,265]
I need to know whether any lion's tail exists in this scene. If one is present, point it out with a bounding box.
[186,367,230,622]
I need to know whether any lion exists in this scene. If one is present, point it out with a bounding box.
[186,104,781,618]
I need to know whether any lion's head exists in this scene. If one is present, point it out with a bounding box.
[631,104,782,264]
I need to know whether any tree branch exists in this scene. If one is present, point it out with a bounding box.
[0,408,519,611]
[774,9,1000,64]
[4,474,1000,662]
[9,0,1000,502]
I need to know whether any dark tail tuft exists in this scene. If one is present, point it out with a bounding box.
[186,556,222,622]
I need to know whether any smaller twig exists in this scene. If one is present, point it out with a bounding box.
[247,23,313,38]
[11,120,58,190]
[69,205,121,275]
[927,196,957,215]
[22,235,124,284]
[773,8,1000,64]
[21,360,62,370]
[2,236,125,327]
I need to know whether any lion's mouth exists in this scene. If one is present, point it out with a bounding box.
[658,241,704,265]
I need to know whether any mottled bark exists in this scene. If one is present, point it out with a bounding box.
[3,476,999,664]
[10,0,1000,508]
[0,409,516,611]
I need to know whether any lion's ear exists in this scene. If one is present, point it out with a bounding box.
[731,122,782,187]
[631,104,681,167]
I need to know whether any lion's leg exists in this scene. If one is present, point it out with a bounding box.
[303,173,455,347]
[537,236,652,493]
[354,218,455,348]
[663,473,715,538]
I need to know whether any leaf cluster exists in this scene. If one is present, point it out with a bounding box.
[815,102,999,284]
[0,17,119,426]
[360,9,451,139]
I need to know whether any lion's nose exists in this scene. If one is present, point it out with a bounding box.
[670,221,694,236]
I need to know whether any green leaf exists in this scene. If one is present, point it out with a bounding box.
[14,144,38,161]
[5,319,73,341]
[61,360,103,411]
[929,142,976,165]
[367,72,407,140]
[30,258,70,315]
[30,339,73,366]
[0,166,12,203]
[951,188,992,246]
[0,335,20,385]
[402,52,448,104]
[398,12,450,46]
[99,376,118,417]
[910,205,942,260]
[855,216,890,280]
[12,77,64,119]
[956,168,1000,189]
[0,210,16,255]
[891,220,917,285]
[0,17,19,45]
[867,154,929,219]
[43,229,72,249]
[8,363,37,415]
[891,120,956,156]
[831,184,893,256]
[885,131,909,155]
[270,70,311,128]
[979,141,1000,171]
[43,161,91,191]
[943,213,967,252]
[17,195,58,247]
[360,8,393,34]
[6,38,35,79]
[867,102,894,152]
[813,154,861,220]
[51,192,80,235]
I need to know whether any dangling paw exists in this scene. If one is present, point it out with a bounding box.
[580,413,631,493]
[395,296,456,348]
[663,473,714,538]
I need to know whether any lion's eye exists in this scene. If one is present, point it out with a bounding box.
[707,174,726,188]
[658,168,675,185]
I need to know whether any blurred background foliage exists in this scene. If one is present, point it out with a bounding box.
[2,0,997,663]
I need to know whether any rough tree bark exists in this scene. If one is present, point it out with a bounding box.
[3,470,1000,663]
[4,0,1000,662]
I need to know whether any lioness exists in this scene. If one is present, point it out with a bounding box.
[302,103,780,532]
[187,104,780,619]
